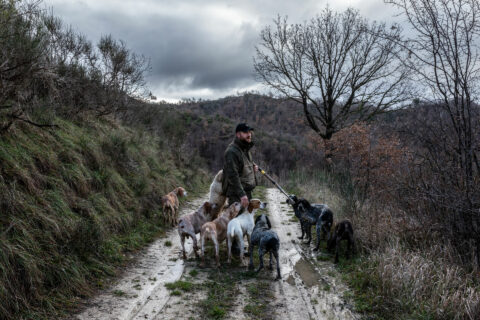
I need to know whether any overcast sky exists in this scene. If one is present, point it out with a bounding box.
[43,0,401,102]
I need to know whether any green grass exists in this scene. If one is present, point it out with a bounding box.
[191,258,275,320]
[189,269,199,277]
[243,281,273,319]
[197,272,237,320]
[0,116,210,320]
[165,280,195,292]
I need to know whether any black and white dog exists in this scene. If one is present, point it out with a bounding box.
[287,195,308,239]
[248,214,281,280]
[287,195,333,251]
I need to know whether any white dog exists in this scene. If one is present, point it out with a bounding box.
[209,170,227,219]
[227,199,267,266]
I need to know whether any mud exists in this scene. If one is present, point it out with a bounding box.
[266,188,358,320]
[74,195,208,320]
[73,188,359,320]
[294,258,323,288]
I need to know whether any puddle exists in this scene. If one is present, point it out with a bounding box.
[285,275,295,286]
[294,258,322,288]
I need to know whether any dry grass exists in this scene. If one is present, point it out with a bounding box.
[284,168,480,319]
[0,116,209,319]
[369,241,480,319]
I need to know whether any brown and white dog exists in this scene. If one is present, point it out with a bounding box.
[200,202,242,268]
[177,201,216,259]
[208,170,227,220]
[161,187,187,227]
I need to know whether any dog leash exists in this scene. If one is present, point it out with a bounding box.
[255,163,293,201]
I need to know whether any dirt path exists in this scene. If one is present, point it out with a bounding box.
[74,195,209,320]
[266,188,358,320]
[74,188,358,320]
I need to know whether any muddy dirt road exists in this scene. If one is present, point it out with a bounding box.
[74,188,358,320]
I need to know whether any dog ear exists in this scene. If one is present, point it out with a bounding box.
[204,201,212,213]
[265,215,272,229]
[300,199,312,209]
[298,203,304,212]
[216,170,223,182]
[255,215,262,225]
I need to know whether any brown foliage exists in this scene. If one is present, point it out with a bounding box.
[314,122,407,202]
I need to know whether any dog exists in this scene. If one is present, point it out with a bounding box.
[227,199,267,265]
[177,201,216,260]
[287,195,333,251]
[209,170,227,219]
[286,195,308,239]
[327,220,355,263]
[200,202,242,267]
[297,199,333,251]
[248,214,281,280]
[161,187,187,226]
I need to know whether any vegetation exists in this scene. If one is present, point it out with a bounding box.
[1,0,479,319]
[254,8,409,160]
[0,117,209,319]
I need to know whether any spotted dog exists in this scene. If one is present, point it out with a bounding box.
[287,195,333,251]
[248,214,281,280]
[200,202,242,268]
[177,201,216,260]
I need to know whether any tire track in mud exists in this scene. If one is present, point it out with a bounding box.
[266,188,358,320]
[74,189,358,320]
[74,195,208,320]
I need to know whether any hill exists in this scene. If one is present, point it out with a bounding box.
[0,114,209,319]
[122,94,321,177]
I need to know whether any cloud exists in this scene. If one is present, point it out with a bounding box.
[43,0,399,101]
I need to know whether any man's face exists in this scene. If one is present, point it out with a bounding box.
[236,130,253,143]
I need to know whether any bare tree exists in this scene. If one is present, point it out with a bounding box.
[254,8,409,158]
[95,35,151,116]
[386,0,480,266]
[0,0,54,131]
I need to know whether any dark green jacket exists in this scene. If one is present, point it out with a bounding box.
[222,138,257,198]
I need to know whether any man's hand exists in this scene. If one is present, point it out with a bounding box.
[254,164,258,172]
[241,195,249,208]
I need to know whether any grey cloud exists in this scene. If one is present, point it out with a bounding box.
[44,0,396,100]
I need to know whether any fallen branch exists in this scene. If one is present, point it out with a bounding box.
[8,114,59,129]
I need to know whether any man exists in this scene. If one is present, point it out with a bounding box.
[222,123,258,210]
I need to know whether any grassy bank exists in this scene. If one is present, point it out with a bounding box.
[0,116,209,320]
[283,168,480,320]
